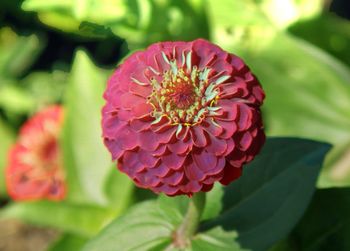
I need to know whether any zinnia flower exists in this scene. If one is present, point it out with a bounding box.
[6,105,66,201]
[102,39,265,196]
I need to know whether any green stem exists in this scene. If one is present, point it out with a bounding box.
[173,192,206,248]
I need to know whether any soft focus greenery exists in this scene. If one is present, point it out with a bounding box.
[0,0,349,250]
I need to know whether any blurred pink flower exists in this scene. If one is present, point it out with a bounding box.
[6,105,66,201]
[102,39,265,196]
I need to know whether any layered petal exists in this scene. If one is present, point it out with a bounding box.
[6,106,66,201]
[102,39,265,196]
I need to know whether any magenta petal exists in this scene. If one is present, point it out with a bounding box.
[236,103,253,131]
[168,139,192,155]
[129,83,152,98]
[102,115,125,139]
[239,131,253,151]
[220,165,242,186]
[120,92,144,109]
[104,139,123,160]
[219,82,240,99]
[130,119,151,132]
[153,144,167,156]
[132,103,152,118]
[181,180,202,194]
[217,120,238,139]
[163,171,184,186]
[202,119,223,137]
[138,130,159,151]
[101,39,265,196]
[135,171,161,187]
[117,110,132,121]
[156,127,176,144]
[220,78,248,99]
[120,151,145,177]
[175,126,190,140]
[192,150,217,173]
[117,126,139,150]
[206,133,227,156]
[216,100,238,121]
[153,184,178,195]
[252,85,265,105]
[190,126,207,147]
[223,138,235,156]
[184,161,205,181]
[147,162,170,177]
[161,153,186,170]
[150,116,172,132]
[138,150,159,167]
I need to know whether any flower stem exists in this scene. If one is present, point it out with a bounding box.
[173,192,206,248]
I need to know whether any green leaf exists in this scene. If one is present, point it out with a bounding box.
[0,119,15,196]
[240,33,350,188]
[192,227,244,251]
[62,49,112,205]
[289,14,350,67]
[255,0,323,29]
[21,70,68,106]
[208,0,350,147]
[202,138,331,251]
[83,198,244,251]
[0,27,45,78]
[48,233,88,251]
[248,34,350,145]
[206,0,274,52]
[0,201,112,237]
[202,183,224,221]
[289,188,350,251]
[268,239,294,251]
[82,201,173,251]
[318,141,350,188]
[78,21,116,39]
[158,195,189,226]
[0,83,36,114]
[104,165,134,213]
[21,0,209,49]
[21,0,72,10]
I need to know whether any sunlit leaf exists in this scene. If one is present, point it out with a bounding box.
[62,50,112,205]
[21,70,68,106]
[256,0,323,29]
[192,227,244,251]
[21,0,209,49]
[83,199,244,251]
[0,119,15,196]
[0,83,36,114]
[82,201,173,251]
[48,233,88,251]
[104,165,134,214]
[289,14,350,66]
[0,27,45,78]
[201,183,224,221]
[0,201,113,237]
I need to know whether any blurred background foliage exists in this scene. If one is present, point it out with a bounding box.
[0,0,350,250]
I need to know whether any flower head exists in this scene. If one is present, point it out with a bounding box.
[6,105,66,201]
[102,39,265,196]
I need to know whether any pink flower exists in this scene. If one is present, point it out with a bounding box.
[6,106,66,201]
[102,39,265,196]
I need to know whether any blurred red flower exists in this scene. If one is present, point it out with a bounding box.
[102,39,265,196]
[6,105,66,201]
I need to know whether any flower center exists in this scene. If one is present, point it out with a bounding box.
[146,51,223,126]
[20,122,61,172]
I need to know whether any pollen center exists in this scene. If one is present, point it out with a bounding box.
[144,51,226,126]
[148,67,206,125]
